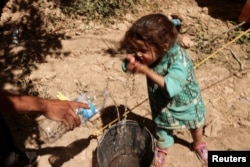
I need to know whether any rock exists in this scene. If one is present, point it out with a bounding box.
[201,7,209,14]
[246,44,250,53]
[124,13,134,23]
[115,23,129,31]
[178,36,194,49]
[223,86,234,94]
[204,112,222,137]
[232,98,250,118]
[238,118,250,127]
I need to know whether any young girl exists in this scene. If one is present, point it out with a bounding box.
[120,13,208,167]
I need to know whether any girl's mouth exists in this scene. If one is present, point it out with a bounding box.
[134,53,143,63]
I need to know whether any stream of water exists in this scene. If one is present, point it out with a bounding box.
[107,73,142,167]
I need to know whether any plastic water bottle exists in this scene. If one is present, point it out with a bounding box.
[74,90,109,123]
[38,118,68,143]
[39,90,109,143]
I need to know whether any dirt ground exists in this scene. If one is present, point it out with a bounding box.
[1,0,250,167]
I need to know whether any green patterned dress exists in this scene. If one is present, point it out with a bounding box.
[147,43,206,148]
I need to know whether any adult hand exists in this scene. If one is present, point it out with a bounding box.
[42,99,89,130]
[0,90,89,130]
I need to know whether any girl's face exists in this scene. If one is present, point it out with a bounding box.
[131,40,158,66]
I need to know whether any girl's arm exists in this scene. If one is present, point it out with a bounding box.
[141,60,187,97]
[142,66,165,89]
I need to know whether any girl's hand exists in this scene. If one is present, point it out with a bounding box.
[126,54,148,74]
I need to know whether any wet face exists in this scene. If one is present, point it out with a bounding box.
[131,40,158,66]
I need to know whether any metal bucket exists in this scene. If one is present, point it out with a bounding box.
[97,120,155,167]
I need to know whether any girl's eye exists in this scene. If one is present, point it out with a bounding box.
[128,48,137,53]
[127,50,135,54]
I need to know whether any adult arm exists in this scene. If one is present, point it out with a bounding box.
[0,90,89,129]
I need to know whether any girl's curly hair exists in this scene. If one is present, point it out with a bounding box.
[120,13,178,57]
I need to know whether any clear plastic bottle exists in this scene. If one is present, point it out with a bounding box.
[74,90,109,123]
[39,90,109,143]
[38,118,67,143]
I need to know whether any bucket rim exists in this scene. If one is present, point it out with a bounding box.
[97,119,154,144]
[96,119,156,167]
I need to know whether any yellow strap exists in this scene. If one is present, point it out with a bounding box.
[56,92,70,101]
[93,98,148,136]
[93,110,131,136]
[194,28,250,69]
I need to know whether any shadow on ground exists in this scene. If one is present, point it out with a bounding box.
[0,1,75,166]
[37,136,96,167]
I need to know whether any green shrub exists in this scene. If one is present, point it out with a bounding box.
[61,0,142,21]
